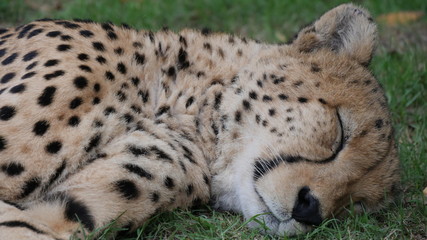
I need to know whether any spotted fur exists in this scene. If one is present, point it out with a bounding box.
[0,4,399,239]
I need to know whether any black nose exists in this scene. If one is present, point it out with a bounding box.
[292,186,323,226]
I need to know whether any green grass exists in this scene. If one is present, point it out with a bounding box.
[1,0,426,239]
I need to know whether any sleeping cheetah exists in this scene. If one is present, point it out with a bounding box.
[0,4,400,239]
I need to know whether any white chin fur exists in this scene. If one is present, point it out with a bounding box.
[212,131,311,236]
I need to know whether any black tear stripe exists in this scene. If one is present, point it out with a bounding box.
[253,111,345,181]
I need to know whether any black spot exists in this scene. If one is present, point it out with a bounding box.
[92,42,105,51]
[60,35,73,41]
[150,146,173,163]
[92,97,101,105]
[203,42,211,50]
[25,62,38,70]
[0,28,8,35]
[242,100,251,110]
[96,56,107,64]
[201,27,211,35]
[148,31,154,42]
[68,116,80,126]
[235,111,241,123]
[150,192,160,203]
[298,97,308,103]
[273,77,285,84]
[179,161,187,173]
[59,21,81,29]
[17,24,35,38]
[65,197,95,231]
[44,70,65,80]
[0,88,5,95]
[167,66,176,77]
[22,50,38,62]
[0,136,6,151]
[116,90,126,102]
[19,177,41,198]
[262,95,273,102]
[214,93,222,110]
[79,65,92,72]
[128,145,149,156]
[38,86,56,106]
[311,63,321,72]
[134,52,145,65]
[255,114,261,124]
[114,47,124,55]
[1,33,13,40]
[249,91,258,100]
[286,117,293,122]
[138,90,149,103]
[177,48,189,70]
[262,120,268,127]
[164,176,174,189]
[57,44,72,51]
[1,162,25,176]
[364,79,372,85]
[73,76,88,89]
[21,71,36,80]
[318,98,327,104]
[93,83,101,92]
[77,53,89,61]
[0,48,6,58]
[130,105,141,114]
[105,71,115,81]
[33,120,49,136]
[293,81,303,87]
[121,113,133,123]
[196,71,205,78]
[46,31,62,38]
[101,22,114,32]
[9,84,26,93]
[115,180,139,200]
[107,31,118,40]
[84,134,101,152]
[186,184,194,196]
[268,108,276,116]
[278,94,288,100]
[123,163,153,180]
[186,96,194,108]
[104,107,116,116]
[79,30,94,38]
[2,52,18,65]
[155,105,170,117]
[117,62,127,74]
[375,119,383,129]
[27,28,43,39]
[0,221,45,235]
[45,141,62,154]
[69,97,83,109]
[44,59,59,67]
[130,77,140,87]
[1,72,15,83]
[0,106,16,121]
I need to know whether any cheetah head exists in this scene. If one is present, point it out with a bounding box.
[212,4,400,236]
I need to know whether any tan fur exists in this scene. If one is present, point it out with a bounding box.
[0,4,399,239]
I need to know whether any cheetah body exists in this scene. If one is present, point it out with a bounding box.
[0,4,399,239]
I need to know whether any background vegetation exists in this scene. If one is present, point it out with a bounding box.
[1,0,426,239]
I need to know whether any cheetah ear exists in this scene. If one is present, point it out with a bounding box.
[291,4,377,66]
